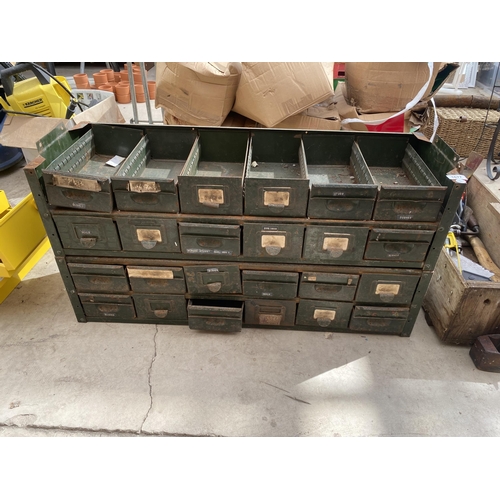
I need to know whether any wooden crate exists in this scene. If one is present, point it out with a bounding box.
[423,248,500,344]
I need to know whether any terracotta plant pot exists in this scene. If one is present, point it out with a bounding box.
[93,73,108,86]
[115,83,130,96]
[100,69,115,82]
[120,70,129,82]
[147,81,156,99]
[116,94,131,104]
[114,72,121,83]
[133,72,143,84]
[73,73,90,88]
[98,84,113,92]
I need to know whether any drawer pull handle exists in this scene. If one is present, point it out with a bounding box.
[88,276,111,285]
[154,310,169,318]
[207,282,222,293]
[265,245,282,256]
[317,318,332,328]
[326,200,356,212]
[141,240,157,249]
[130,193,159,205]
[258,314,282,326]
[314,309,336,328]
[314,284,343,294]
[383,243,413,256]
[367,319,390,327]
[196,238,223,248]
[79,237,97,248]
[62,190,93,202]
[393,202,424,214]
[206,319,225,326]
[379,293,395,302]
[97,305,119,313]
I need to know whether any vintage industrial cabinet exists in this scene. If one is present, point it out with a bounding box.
[24,122,464,336]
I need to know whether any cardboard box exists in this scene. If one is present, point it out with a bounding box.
[271,114,341,131]
[232,63,334,128]
[0,90,125,162]
[155,62,242,126]
[334,83,420,133]
[345,62,442,114]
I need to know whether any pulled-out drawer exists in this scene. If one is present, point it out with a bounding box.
[364,228,434,263]
[112,128,196,213]
[179,222,241,257]
[242,270,299,299]
[116,217,180,253]
[244,299,297,327]
[244,131,309,217]
[68,263,129,293]
[299,272,359,301]
[184,264,242,294]
[349,305,410,334]
[133,294,187,320]
[53,215,121,251]
[177,130,249,215]
[302,225,369,263]
[187,299,244,333]
[79,293,136,319]
[243,223,304,260]
[296,299,352,329]
[355,273,420,305]
[127,266,186,294]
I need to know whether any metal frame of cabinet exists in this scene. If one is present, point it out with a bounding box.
[24,122,464,336]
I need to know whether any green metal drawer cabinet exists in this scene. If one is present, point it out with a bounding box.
[25,122,465,338]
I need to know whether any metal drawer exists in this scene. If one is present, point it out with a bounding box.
[43,125,144,213]
[127,266,186,294]
[112,128,196,213]
[53,215,122,251]
[299,272,359,301]
[296,299,352,329]
[349,305,410,334]
[133,294,187,320]
[184,264,242,295]
[302,225,369,263]
[68,263,129,293]
[244,299,297,327]
[187,299,244,333]
[304,135,377,220]
[116,217,181,253]
[244,131,309,217]
[178,130,249,215]
[79,293,136,319]
[179,222,241,257]
[243,223,304,260]
[364,228,434,263]
[355,273,421,305]
[242,270,299,299]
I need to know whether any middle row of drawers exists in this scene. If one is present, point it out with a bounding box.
[55,216,435,264]
[68,263,422,305]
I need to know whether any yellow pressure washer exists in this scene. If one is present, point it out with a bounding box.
[0,62,81,119]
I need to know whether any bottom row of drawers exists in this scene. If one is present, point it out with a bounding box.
[79,293,410,335]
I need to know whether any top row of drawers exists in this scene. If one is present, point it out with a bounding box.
[42,126,447,222]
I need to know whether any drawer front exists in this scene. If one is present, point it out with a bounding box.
[133,294,187,320]
[242,270,299,299]
[373,199,443,222]
[307,197,376,220]
[116,218,180,253]
[299,272,358,301]
[187,299,243,333]
[69,263,129,293]
[179,222,241,257]
[53,215,122,251]
[244,179,309,217]
[184,265,242,294]
[302,226,369,263]
[178,178,243,216]
[349,306,409,334]
[79,293,136,319]
[243,223,304,260]
[113,190,179,213]
[296,299,352,329]
[355,273,420,305]
[46,185,113,213]
[127,266,186,294]
[364,229,434,262]
[244,299,297,327]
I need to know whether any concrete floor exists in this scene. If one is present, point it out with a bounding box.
[1,64,500,438]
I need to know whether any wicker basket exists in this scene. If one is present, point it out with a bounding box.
[422,107,500,158]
